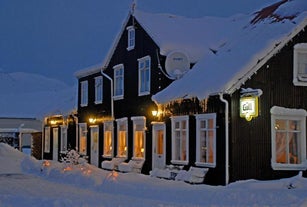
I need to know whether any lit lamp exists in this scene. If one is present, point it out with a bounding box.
[89,117,96,124]
[240,96,259,121]
[152,110,158,117]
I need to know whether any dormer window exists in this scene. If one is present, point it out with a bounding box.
[293,43,307,86]
[127,26,135,51]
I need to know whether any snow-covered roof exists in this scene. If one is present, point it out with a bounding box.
[76,8,242,77]
[152,0,307,104]
[152,0,307,103]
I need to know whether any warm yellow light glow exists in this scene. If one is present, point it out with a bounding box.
[50,120,57,125]
[89,117,96,124]
[124,146,127,151]
[141,148,144,153]
[42,160,51,167]
[152,110,158,116]
[240,96,259,121]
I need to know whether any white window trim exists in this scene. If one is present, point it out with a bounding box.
[138,56,151,96]
[113,64,124,100]
[103,121,114,158]
[194,113,216,168]
[60,125,68,153]
[131,116,146,160]
[94,76,103,104]
[44,126,50,153]
[80,81,88,107]
[116,117,128,158]
[270,106,307,170]
[78,123,88,156]
[293,43,307,86]
[126,25,135,51]
[171,115,189,165]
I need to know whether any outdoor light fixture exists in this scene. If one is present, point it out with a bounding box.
[240,96,259,121]
[89,117,97,124]
[240,88,262,122]
[152,110,158,117]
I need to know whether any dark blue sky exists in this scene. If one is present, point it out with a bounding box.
[0,0,274,86]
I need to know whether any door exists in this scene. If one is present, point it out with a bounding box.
[52,128,59,161]
[152,123,166,169]
[90,126,99,167]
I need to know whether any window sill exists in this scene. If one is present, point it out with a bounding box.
[127,46,135,51]
[271,162,307,171]
[132,157,145,161]
[171,160,188,165]
[293,78,307,86]
[102,155,113,159]
[113,95,123,100]
[94,101,103,105]
[80,104,88,107]
[195,162,216,168]
[138,91,150,96]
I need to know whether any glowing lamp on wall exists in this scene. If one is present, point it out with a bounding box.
[240,96,259,121]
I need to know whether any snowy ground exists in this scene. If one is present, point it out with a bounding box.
[0,143,307,207]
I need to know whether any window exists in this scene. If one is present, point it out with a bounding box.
[60,125,68,153]
[127,26,135,51]
[79,123,87,155]
[103,121,114,158]
[116,118,128,158]
[113,64,124,100]
[80,81,88,107]
[171,116,189,165]
[44,126,50,153]
[132,116,146,159]
[271,106,307,170]
[95,76,103,104]
[195,114,216,167]
[138,56,151,96]
[293,43,307,86]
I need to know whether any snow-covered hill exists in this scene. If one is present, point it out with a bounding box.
[0,71,76,119]
[0,143,307,207]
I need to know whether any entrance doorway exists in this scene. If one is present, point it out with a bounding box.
[152,123,166,169]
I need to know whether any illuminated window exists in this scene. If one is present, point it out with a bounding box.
[195,114,216,167]
[127,26,135,51]
[95,76,103,104]
[80,81,88,107]
[138,56,151,96]
[116,118,128,158]
[79,123,87,155]
[271,106,307,170]
[132,116,146,159]
[113,64,124,100]
[103,121,114,158]
[44,126,50,153]
[60,126,68,153]
[293,43,307,86]
[171,116,189,165]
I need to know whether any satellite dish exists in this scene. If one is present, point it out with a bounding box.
[165,51,190,79]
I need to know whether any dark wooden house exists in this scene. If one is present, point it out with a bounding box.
[152,0,307,185]
[74,0,307,185]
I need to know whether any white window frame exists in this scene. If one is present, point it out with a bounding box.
[44,126,50,153]
[79,123,87,156]
[171,115,189,165]
[94,76,103,104]
[60,125,68,153]
[113,64,124,100]
[127,26,135,51]
[270,106,307,170]
[138,56,151,96]
[103,121,114,158]
[80,80,88,107]
[293,43,307,86]
[116,117,128,158]
[195,113,216,168]
[131,116,146,160]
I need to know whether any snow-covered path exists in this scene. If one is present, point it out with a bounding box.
[0,143,307,207]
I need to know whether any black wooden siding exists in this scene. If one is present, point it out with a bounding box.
[77,15,173,173]
[229,26,307,182]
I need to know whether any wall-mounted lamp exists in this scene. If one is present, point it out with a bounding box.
[152,110,158,117]
[240,96,259,121]
[89,117,97,124]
